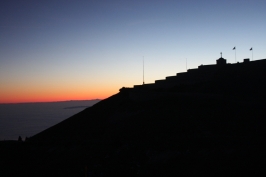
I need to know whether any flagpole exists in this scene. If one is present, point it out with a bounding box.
[252,49,253,61]
[235,47,236,63]
[186,58,187,71]
[233,47,236,63]
[250,48,253,61]
[143,56,144,85]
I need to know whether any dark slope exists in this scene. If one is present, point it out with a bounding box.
[2,88,261,176]
[31,90,264,144]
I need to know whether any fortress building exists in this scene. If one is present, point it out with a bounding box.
[132,57,266,91]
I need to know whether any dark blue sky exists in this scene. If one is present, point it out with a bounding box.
[1,0,266,103]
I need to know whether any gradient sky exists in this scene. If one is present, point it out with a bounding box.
[1,0,266,103]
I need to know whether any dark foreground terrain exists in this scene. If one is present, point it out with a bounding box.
[1,64,266,176]
[1,91,265,176]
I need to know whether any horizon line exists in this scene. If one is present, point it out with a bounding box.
[0,99,102,105]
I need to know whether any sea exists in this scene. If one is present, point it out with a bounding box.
[0,100,100,140]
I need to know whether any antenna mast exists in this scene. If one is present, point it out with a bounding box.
[143,56,145,84]
[186,58,187,71]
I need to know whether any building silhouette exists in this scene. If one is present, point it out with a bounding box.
[132,57,266,92]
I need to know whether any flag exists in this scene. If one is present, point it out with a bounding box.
[233,47,235,50]
[250,48,253,51]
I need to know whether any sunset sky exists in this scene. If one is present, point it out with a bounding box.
[1,0,266,103]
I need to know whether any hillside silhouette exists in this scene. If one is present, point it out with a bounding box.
[1,57,265,176]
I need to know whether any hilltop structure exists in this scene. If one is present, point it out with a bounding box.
[131,57,266,91]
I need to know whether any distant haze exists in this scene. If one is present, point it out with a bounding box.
[0,100,100,140]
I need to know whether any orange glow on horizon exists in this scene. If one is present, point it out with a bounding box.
[0,96,104,104]
[0,77,126,104]
[0,88,118,104]
[0,94,110,104]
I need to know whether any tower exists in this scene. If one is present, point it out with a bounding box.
[216,52,226,65]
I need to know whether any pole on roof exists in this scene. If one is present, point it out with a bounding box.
[233,46,236,62]
[143,56,144,84]
[235,48,236,62]
[186,58,187,71]
[252,49,253,61]
[250,48,253,61]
